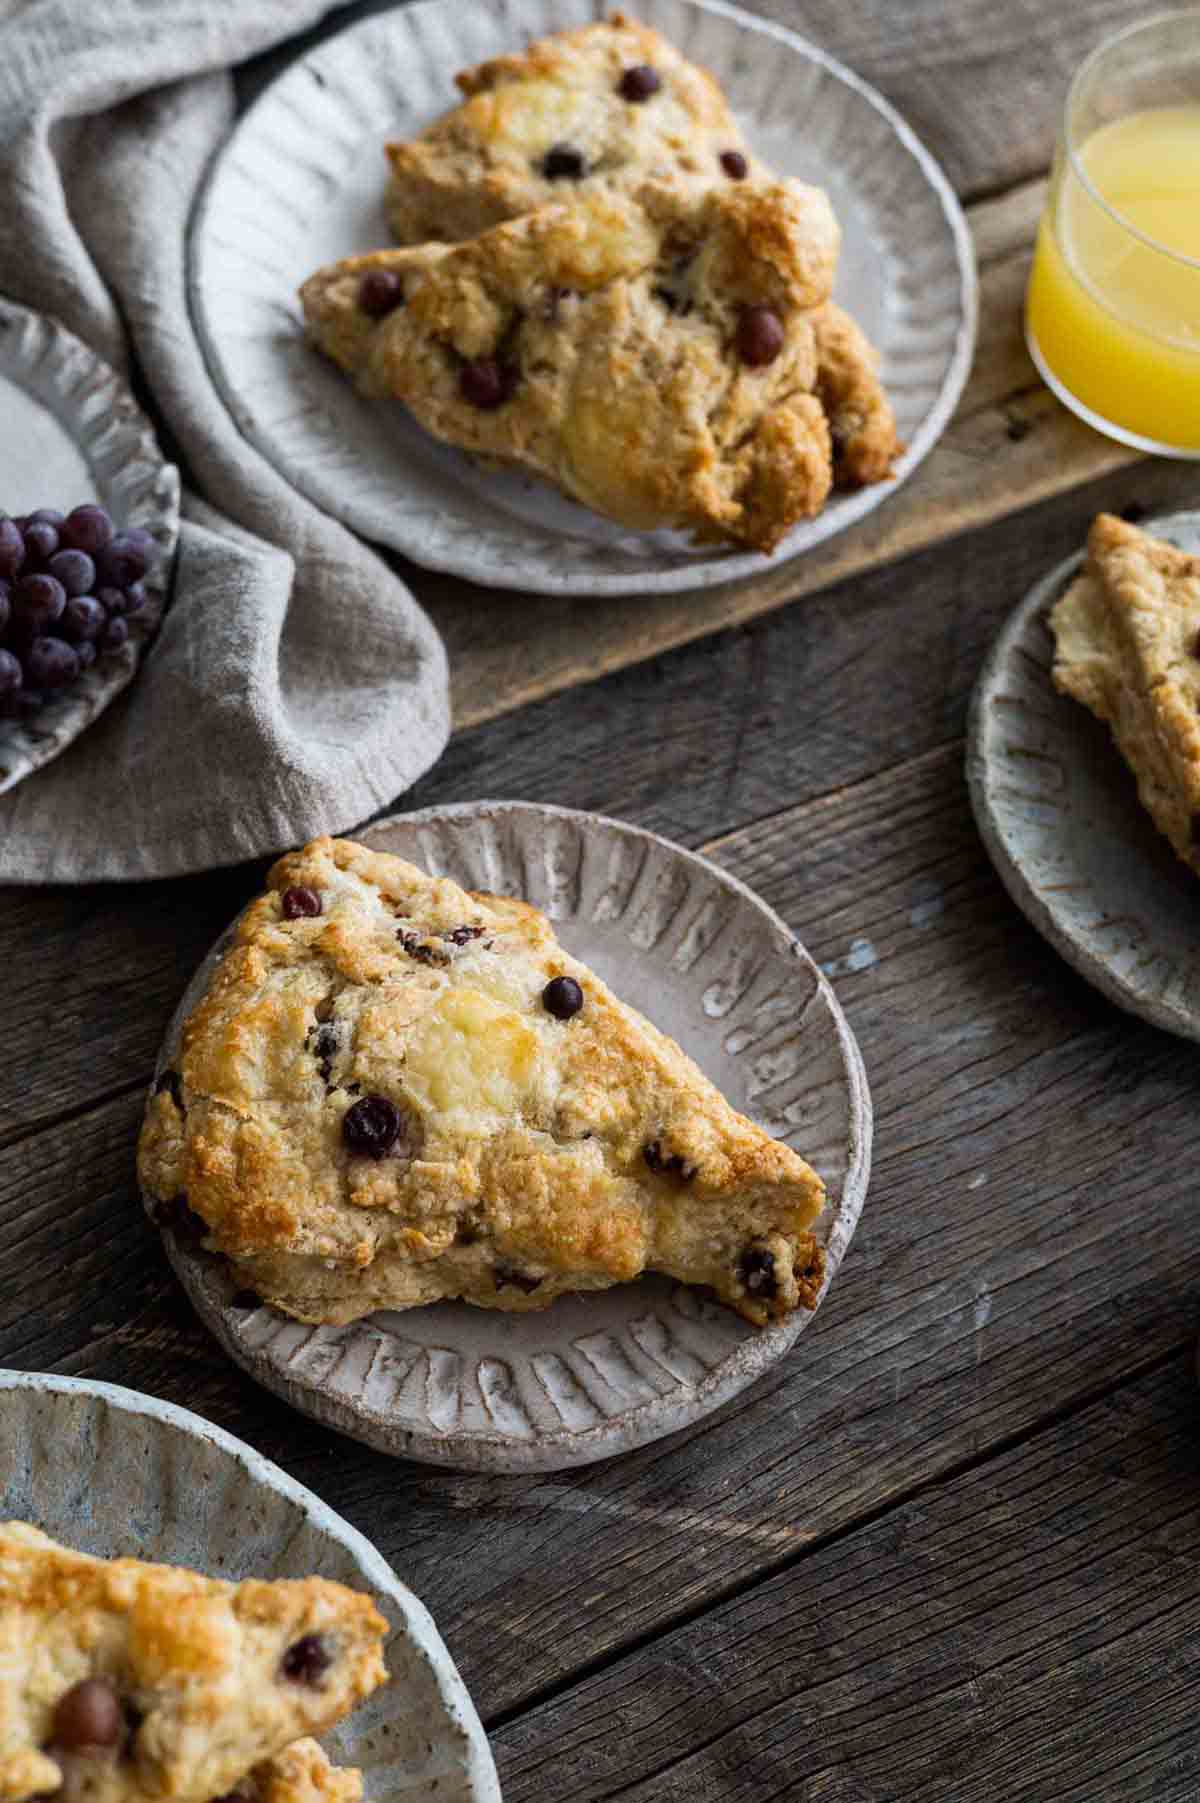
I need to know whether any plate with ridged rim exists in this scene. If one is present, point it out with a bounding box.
[188,0,975,596]
[144,800,872,1472]
[0,298,179,795]
[0,1368,500,1801]
[967,511,1200,1042]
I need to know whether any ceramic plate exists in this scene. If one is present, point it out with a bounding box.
[144,801,872,1472]
[967,511,1200,1041]
[189,0,975,596]
[0,1368,499,1801]
[0,299,179,796]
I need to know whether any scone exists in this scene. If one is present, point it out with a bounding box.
[238,1741,362,1803]
[1051,513,1200,875]
[380,11,900,491]
[300,186,837,551]
[138,835,827,1328]
[384,12,773,244]
[0,1521,387,1803]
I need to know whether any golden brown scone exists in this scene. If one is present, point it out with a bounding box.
[300,187,836,552]
[811,302,901,489]
[1051,513,1200,875]
[138,836,827,1328]
[0,1522,387,1803]
[239,1741,362,1803]
[385,12,772,244]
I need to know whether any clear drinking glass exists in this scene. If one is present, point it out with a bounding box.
[1025,10,1200,456]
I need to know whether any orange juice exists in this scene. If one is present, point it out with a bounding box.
[1026,106,1200,452]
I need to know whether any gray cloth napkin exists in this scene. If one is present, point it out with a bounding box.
[0,0,449,883]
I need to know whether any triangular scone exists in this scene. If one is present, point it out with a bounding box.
[300,185,836,552]
[0,1523,387,1803]
[138,836,827,1328]
[384,12,780,244]
[236,1741,362,1803]
[1051,513,1200,874]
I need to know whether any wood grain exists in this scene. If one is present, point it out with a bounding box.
[492,1353,1200,1801]
[5,745,1199,1726]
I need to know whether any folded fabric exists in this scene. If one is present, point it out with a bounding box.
[0,2,449,883]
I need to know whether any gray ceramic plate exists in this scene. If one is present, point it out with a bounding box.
[189,0,975,596]
[967,510,1200,1041]
[0,299,179,795]
[0,1368,499,1801]
[145,801,872,1472]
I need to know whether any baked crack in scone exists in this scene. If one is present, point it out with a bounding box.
[0,1522,386,1803]
[379,11,900,495]
[384,12,774,243]
[236,1741,362,1803]
[138,836,827,1328]
[301,186,837,551]
[1051,513,1200,875]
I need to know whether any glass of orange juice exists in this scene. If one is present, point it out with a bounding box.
[1026,10,1200,456]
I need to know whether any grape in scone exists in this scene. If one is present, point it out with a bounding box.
[0,1522,386,1803]
[300,185,838,551]
[1051,512,1200,876]
[379,10,900,493]
[383,12,775,243]
[138,836,827,1329]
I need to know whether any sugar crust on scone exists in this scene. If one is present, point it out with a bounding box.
[301,187,837,551]
[137,836,827,1329]
[1050,512,1200,875]
[0,1522,386,1803]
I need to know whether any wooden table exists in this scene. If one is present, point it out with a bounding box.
[5,2,1200,1796]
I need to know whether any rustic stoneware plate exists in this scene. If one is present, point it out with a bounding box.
[145,801,872,1472]
[189,0,975,596]
[0,1368,500,1801]
[967,510,1200,1042]
[0,299,179,796]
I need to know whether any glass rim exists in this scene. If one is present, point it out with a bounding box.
[1064,6,1200,272]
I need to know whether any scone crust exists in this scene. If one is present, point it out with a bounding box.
[811,301,901,489]
[0,1523,386,1803]
[384,12,778,245]
[300,187,836,551]
[1050,512,1200,873]
[138,836,826,1327]
[244,1740,362,1803]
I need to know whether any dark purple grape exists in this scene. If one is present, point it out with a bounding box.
[123,528,159,568]
[62,503,114,556]
[100,615,129,652]
[0,519,22,579]
[62,596,105,643]
[48,549,95,597]
[0,648,21,694]
[76,640,98,670]
[97,585,128,619]
[0,581,9,639]
[123,580,147,618]
[22,520,59,565]
[13,574,66,636]
[28,508,65,529]
[95,533,147,588]
[23,636,79,689]
[0,687,41,720]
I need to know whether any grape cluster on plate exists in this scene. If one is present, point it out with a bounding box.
[0,504,159,722]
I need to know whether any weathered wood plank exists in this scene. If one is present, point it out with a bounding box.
[492,1353,1200,1802]
[5,449,1197,1151]
[4,744,1199,1725]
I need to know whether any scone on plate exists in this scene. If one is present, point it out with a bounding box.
[384,12,773,244]
[0,1521,386,1803]
[1051,513,1200,876]
[300,185,837,551]
[138,835,827,1329]
[380,10,900,495]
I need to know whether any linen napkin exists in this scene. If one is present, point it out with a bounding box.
[0,0,449,883]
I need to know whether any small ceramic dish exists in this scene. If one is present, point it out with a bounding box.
[0,1367,499,1801]
[189,0,975,596]
[144,801,872,1473]
[967,510,1200,1041]
[0,299,179,796]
